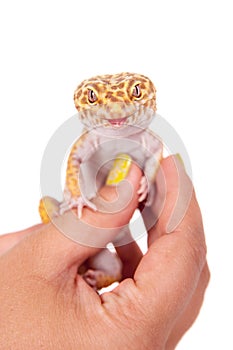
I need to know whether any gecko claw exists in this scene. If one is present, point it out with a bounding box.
[59,196,97,218]
[77,202,84,219]
[138,192,147,202]
[137,176,148,202]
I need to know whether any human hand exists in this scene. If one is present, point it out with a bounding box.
[0,156,209,350]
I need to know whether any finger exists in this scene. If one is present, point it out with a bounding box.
[135,157,206,315]
[3,163,142,280]
[166,263,210,349]
[111,156,207,330]
[144,155,194,245]
[0,224,44,256]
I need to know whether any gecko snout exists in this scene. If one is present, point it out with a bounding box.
[96,102,137,120]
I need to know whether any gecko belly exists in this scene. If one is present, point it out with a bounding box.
[78,131,160,201]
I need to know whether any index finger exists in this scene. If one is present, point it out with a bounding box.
[0,224,44,256]
[1,163,142,280]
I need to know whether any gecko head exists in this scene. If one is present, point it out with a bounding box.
[73,72,157,131]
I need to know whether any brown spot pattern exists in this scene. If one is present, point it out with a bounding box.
[74,72,157,116]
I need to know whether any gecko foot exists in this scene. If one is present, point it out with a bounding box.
[137,175,148,202]
[59,196,97,218]
[82,269,118,290]
[82,269,105,290]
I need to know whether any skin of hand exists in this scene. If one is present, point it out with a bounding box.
[0,156,209,350]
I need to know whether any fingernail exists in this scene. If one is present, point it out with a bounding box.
[106,153,132,185]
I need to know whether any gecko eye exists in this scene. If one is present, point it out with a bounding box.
[132,84,142,98]
[88,89,98,103]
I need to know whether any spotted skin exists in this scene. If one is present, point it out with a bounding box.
[73,72,156,130]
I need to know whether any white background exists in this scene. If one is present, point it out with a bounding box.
[0,0,232,348]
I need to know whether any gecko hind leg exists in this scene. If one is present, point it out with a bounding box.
[80,249,122,290]
[82,269,119,291]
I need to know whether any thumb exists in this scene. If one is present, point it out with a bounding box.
[5,163,142,280]
[130,156,207,326]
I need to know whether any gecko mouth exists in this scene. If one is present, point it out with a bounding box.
[106,117,128,127]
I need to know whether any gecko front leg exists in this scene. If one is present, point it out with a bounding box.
[59,195,97,219]
[59,131,100,218]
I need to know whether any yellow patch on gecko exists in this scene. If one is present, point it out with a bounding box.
[106,154,132,185]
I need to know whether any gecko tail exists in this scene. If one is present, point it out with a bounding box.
[39,196,60,224]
